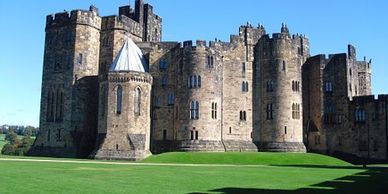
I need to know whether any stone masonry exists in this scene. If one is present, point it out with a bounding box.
[30,1,388,161]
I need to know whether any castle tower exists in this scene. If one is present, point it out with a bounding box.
[92,37,153,160]
[253,24,308,152]
[174,40,225,151]
[30,6,101,157]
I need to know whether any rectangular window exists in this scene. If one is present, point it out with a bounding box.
[266,103,273,120]
[168,94,175,106]
[163,130,167,140]
[78,53,83,64]
[190,131,194,140]
[195,131,199,140]
[159,59,168,70]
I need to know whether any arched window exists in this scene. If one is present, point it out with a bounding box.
[117,85,123,114]
[195,101,200,119]
[134,88,141,116]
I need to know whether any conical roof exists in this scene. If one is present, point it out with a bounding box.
[109,37,146,72]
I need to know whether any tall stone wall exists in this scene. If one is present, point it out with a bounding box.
[30,7,101,157]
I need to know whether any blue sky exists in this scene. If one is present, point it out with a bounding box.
[0,0,387,127]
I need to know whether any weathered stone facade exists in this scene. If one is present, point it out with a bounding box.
[30,1,388,161]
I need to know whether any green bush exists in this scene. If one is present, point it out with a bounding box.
[1,132,34,156]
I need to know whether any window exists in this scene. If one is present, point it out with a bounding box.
[267,80,274,92]
[266,103,273,120]
[159,59,168,70]
[229,127,232,134]
[46,88,64,123]
[292,81,300,92]
[56,128,62,142]
[154,96,161,108]
[195,131,199,140]
[163,130,167,140]
[240,111,247,121]
[207,55,214,69]
[168,93,175,106]
[162,76,168,87]
[324,104,336,124]
[190,101,199,119]
[242,81,249,92]
[324,82,333,93]
[242,62,246,77]
[78,53,83,64]
[282,61,286,71]
[190,130,194,140]
[355,108,366,122]
[284,126,287,134]
[46,90,55,122]
[116,85,123,114]
[55,90,64,122]
[134,88,141,116]
[188,75,201,89]
[211,102,217,119]
[292,103,301,119]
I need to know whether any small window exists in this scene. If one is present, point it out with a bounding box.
[211,102,217,119]
[242,62,246,77]
[163,130,167,140]
[266,103,273,120]
[267,80,274,92]
[324,82,333,93]
[229,127,232,134]
[190,130,194,140]
[355,108,366,122]
[242,82,249,92]
[159,59,168,70]
[162,76,168,87]
[168,93,175,106]
[78,53,83,64]
[195,131,199,140]
[284,126,287,134]
[282,61,286,71]
[154,96,161,108]
[116,85,123,114]
[292,103,301,119]
[134,88,141,116]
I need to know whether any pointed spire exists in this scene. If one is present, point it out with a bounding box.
[109,36,147,72]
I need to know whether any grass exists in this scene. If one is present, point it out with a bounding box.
[1,153,387,194]
[143,152,351,166]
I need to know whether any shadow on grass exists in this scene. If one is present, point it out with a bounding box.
[189,166,388,194]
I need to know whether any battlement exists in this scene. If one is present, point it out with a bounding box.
[46,6,101,29]
[101,15,142,37]
[351,95,388,104]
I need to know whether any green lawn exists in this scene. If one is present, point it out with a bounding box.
[143,152,350,166]
[1,153,387,194]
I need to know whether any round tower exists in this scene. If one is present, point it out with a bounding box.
[92,37,153,160]
[176,40,224,151]
[254,25,307,152]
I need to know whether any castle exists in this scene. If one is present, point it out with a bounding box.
[29,0,388,161]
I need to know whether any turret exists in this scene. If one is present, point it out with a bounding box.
[135,0,144,23]
[253,24,307,152]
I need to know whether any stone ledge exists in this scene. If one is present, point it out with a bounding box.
[256,142,306,152]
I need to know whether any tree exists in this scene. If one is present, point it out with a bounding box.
[5,131,19,145]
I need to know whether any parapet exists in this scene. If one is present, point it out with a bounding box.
[101,15,142,38]
[46,6,101,29]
